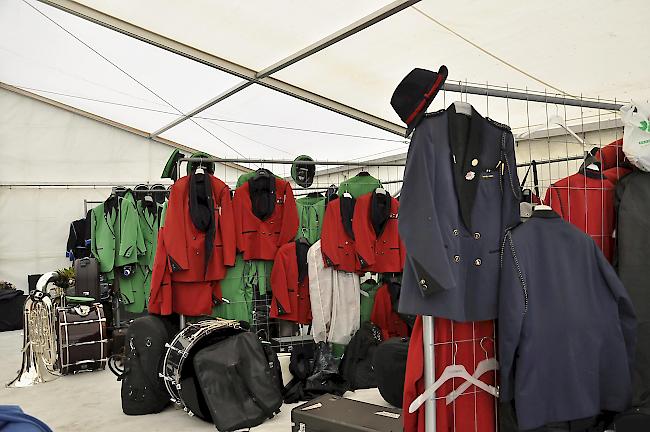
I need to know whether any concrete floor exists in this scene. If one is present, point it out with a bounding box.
[0,330,390,431]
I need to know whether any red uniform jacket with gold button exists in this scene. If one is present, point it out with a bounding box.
[320,195,358,272]
[370,283,408,340]
[149,174,235,316]
[352,191,405,273]
[270,240,312,324]
[233,173,299,261]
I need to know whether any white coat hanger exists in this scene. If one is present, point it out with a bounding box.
[195,158,205,174]
[408,343,498,413]
[517,106,585,146]
[375,187,387,195]
[445,338,499,405]
[343,192,353,199]
[534,204,553,211]
[453,101,472,116]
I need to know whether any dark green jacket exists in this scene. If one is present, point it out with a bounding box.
[360,279,381,323]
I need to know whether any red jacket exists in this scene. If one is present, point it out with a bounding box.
[370,283,408,340]
[544,171,616,261]
[403,317,497,432]
[270,241,312,324]
[149,228,223,316]
[352,191,405,273]
[149,174,234,316]
[321,196,358,272]
[233,175,298,260]
[594,139,625,170]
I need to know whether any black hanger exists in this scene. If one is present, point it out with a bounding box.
[357,171,371,177]
[255,168,272,178]
[114,186,128,198]
[297,237,311,246]
[307,191,324,198]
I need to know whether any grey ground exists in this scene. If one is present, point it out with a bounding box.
[0,330,388,431]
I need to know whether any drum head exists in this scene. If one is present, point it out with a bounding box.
[176,324,245,420]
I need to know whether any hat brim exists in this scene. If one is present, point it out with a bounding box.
[405,65,448,137]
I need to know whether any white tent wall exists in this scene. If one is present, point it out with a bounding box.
[309,126,623,201]
[0,87,248,291]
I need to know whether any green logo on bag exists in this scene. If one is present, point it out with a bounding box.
[641,120,649,132]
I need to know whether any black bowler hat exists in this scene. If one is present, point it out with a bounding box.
[390,65,448,137]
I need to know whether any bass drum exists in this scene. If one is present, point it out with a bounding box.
[161,319,245,420]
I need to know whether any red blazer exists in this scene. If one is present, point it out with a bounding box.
[352,191,405,273]
[320,196,358,272]
[544,171,616,261]
[370,283,408,340]
[594,139,625,170]
[162,174,236,281]
[149,174,234,316]
[270,242,312,324]
[149,231,222,316]
[233,177,298,260]
[403,317,497,432]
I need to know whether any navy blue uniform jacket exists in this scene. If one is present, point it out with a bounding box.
[398,104,520,321]
[499,210,636,430]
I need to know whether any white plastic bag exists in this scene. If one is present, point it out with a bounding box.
[620,100,650,172]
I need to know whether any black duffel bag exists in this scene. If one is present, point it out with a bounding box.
[193,331,282,432]
[111,315,178,415]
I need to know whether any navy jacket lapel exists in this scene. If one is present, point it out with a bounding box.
[447,105,483,231]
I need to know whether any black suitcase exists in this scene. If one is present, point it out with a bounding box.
[291,394,402,432]
[74,257,100,300]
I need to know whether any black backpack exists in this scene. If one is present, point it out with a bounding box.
[193,331,283,432]
[339,322,383,390]
[111,315,178,415]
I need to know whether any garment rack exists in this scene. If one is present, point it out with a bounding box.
[175,85,622,432]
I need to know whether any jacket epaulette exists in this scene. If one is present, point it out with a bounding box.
[425,109,446,118]
[486,117,511,131]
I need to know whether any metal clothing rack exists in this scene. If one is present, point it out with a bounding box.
[174,86,623,432]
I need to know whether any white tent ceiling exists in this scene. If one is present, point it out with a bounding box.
[1,0,647,161]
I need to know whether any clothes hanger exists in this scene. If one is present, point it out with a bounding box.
[408,343,498,413]
[517,105,586,145]
[453,101,472,116]
[375,187,387,195]
[534,204,553,211]
[445,338,499,405]
[342,192,353,199]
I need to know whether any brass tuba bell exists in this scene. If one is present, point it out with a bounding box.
[7,272,62,387]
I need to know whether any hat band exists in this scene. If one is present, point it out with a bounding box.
[405,73,446,125]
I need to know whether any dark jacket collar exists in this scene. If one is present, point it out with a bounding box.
[371,190,391,237]
[339,194,356,239]
[295,239,310,284]
[447,103,484,230]
[248,171,277,220]
[531,209,560,219]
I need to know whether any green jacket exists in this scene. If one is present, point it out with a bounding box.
[90,192,144,278]
[136,200,158,269]
[338,173,382,198]
[360,279,381,323]
[296,195,326,244]
[212,255,273,322]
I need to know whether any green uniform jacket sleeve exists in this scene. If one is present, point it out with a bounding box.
[118,194,144,263]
